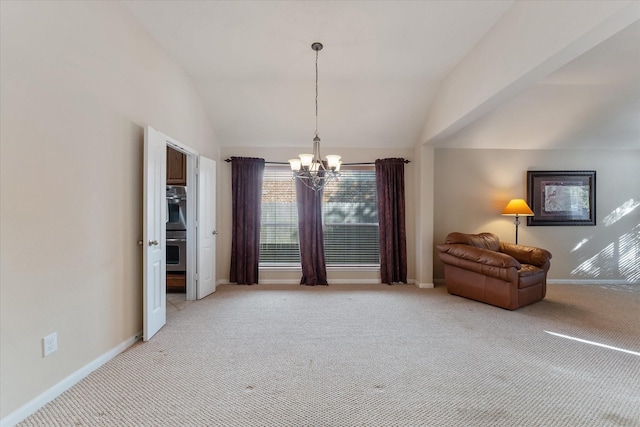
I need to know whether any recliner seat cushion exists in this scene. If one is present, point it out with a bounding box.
[518,264,545,289]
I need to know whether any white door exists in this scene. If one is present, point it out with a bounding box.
[143,126,167,341]
[197,156,217,299]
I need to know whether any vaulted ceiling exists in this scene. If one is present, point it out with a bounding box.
[122,1,640,150]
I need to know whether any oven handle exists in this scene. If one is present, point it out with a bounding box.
[166,238,187,243]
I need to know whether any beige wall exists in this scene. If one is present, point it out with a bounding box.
[0,1,218,418]
[433,148,640,283]
[218,146,416,285]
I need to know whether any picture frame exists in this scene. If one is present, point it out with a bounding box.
[527,170,596,226]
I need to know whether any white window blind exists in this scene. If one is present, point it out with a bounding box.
[322,169,379,265]
[260,168,300,264]
[259,166,379,266]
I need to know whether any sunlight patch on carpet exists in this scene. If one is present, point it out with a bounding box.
[545,330,640,357]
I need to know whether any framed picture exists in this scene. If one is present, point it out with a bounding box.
[527,170,596,226]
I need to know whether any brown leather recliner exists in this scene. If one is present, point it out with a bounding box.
[437,232,552,310]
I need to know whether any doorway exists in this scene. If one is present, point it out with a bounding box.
[166,142,197,300]
[143,125,216,341]
[166,146,192,315]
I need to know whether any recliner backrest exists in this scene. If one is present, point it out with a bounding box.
[444,232,501,252]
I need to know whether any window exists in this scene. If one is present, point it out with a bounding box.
[259,167,379,267]
[260,168,300,265]
[322,169,379,265]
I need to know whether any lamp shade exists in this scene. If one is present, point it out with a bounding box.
[288,159,301,171]
[298,153,314,167]
[502,199,534,216]
[325,155,341,169]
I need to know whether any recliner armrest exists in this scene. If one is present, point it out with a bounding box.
[437,244,521,269]
[500,242,552,267]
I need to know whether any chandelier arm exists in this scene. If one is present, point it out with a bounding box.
[293,167,340,192]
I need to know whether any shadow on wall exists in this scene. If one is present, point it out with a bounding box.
[571,199,640,283]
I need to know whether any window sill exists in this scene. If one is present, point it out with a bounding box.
[327,265,380,271]
[259,264,380,272]
[259,264,301,272]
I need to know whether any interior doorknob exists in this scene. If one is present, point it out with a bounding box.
[148,240,159,246]
[212,230,218,235]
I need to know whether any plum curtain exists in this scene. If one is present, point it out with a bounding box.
[230,157,265,285]
[375,158,407,284]
[295,179,328,285]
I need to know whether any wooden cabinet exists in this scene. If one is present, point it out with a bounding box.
[166,272,186,293]
[167,147,187,185]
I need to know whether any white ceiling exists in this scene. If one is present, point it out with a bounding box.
[122,1,640,151]
[440,20,640,150]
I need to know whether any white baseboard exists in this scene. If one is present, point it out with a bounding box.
[230,279,387,285]
[416,282,435,289]
[219,278,638,287]
[1,331,142,427]
[547,279,639,286]
[434,278,638,286]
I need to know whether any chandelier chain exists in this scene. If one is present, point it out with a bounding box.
[315,48,319,137]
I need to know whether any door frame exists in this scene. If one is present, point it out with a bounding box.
[165,140,199,301]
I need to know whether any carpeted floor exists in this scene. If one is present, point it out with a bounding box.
[18,283,640,426]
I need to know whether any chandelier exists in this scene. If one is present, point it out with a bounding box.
[288,42,341,192]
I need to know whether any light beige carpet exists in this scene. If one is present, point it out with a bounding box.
[18,283,640,426]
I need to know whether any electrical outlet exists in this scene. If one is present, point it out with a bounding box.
[43,332,57,357]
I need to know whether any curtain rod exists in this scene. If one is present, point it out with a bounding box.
[224,159,410,165]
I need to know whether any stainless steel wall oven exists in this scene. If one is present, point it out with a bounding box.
[166,230,186,272]
[166,185,187,272]
[166,185,187,231]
